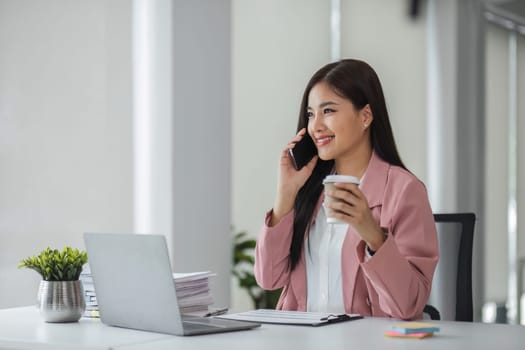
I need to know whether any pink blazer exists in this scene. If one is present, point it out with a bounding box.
[254,152,438,320]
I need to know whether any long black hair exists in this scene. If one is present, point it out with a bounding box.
[288,59,407,271]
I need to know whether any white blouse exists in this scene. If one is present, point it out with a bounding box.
[305,207,348,313]
[306,178,366,313]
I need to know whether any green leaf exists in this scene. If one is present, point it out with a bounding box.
[18,246,88,281]
[233,253,254,265]
[232,227,282,309]
[236,240,256,251]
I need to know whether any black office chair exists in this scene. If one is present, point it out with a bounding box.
[424,213,475,321]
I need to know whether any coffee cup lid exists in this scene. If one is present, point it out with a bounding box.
[323,175,360,184]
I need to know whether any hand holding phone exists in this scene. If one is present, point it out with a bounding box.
[289,134,317,170]
[271,131,318,225]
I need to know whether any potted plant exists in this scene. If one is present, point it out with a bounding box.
[232,230,281,309]
[19,246,88,322]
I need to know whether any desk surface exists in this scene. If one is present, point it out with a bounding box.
[0,306,524,350]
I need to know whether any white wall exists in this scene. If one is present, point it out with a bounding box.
[0,0,133,308]
[342,0,427,181]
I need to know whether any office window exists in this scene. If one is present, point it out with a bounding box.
[484,19,525,323]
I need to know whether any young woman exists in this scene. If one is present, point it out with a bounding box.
[254,59,438,320]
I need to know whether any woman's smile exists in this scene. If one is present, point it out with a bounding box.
[315,135,335,147]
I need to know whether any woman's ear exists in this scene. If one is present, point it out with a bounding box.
[362,104,373,129]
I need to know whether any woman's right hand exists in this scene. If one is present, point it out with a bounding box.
[270,128,318,226]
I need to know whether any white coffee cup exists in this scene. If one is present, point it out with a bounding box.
[322,175,360,224]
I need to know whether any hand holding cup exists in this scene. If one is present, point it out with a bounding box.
[322,175,360,224]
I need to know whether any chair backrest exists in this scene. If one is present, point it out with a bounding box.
[427,213,475,321]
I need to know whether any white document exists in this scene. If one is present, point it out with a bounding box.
[172,271,216,282]
[216,309,362,326]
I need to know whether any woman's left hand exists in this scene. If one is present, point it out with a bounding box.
[324,182,385,251]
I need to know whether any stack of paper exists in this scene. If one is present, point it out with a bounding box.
[79,267,99,318]
[79,266,216,318]
[385,322,440,339]
[173,271,216,314]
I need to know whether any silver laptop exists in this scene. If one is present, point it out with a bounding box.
[84,233,260,336]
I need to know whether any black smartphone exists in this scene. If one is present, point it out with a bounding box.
[289,134,317,170]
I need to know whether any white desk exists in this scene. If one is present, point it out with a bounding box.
[0,306,524,350]
[0,307,169,350]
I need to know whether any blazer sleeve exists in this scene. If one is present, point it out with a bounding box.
[254,209,295,290]
[360,178,438,320]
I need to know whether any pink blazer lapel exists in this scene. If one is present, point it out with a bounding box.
[340,152,390,311]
